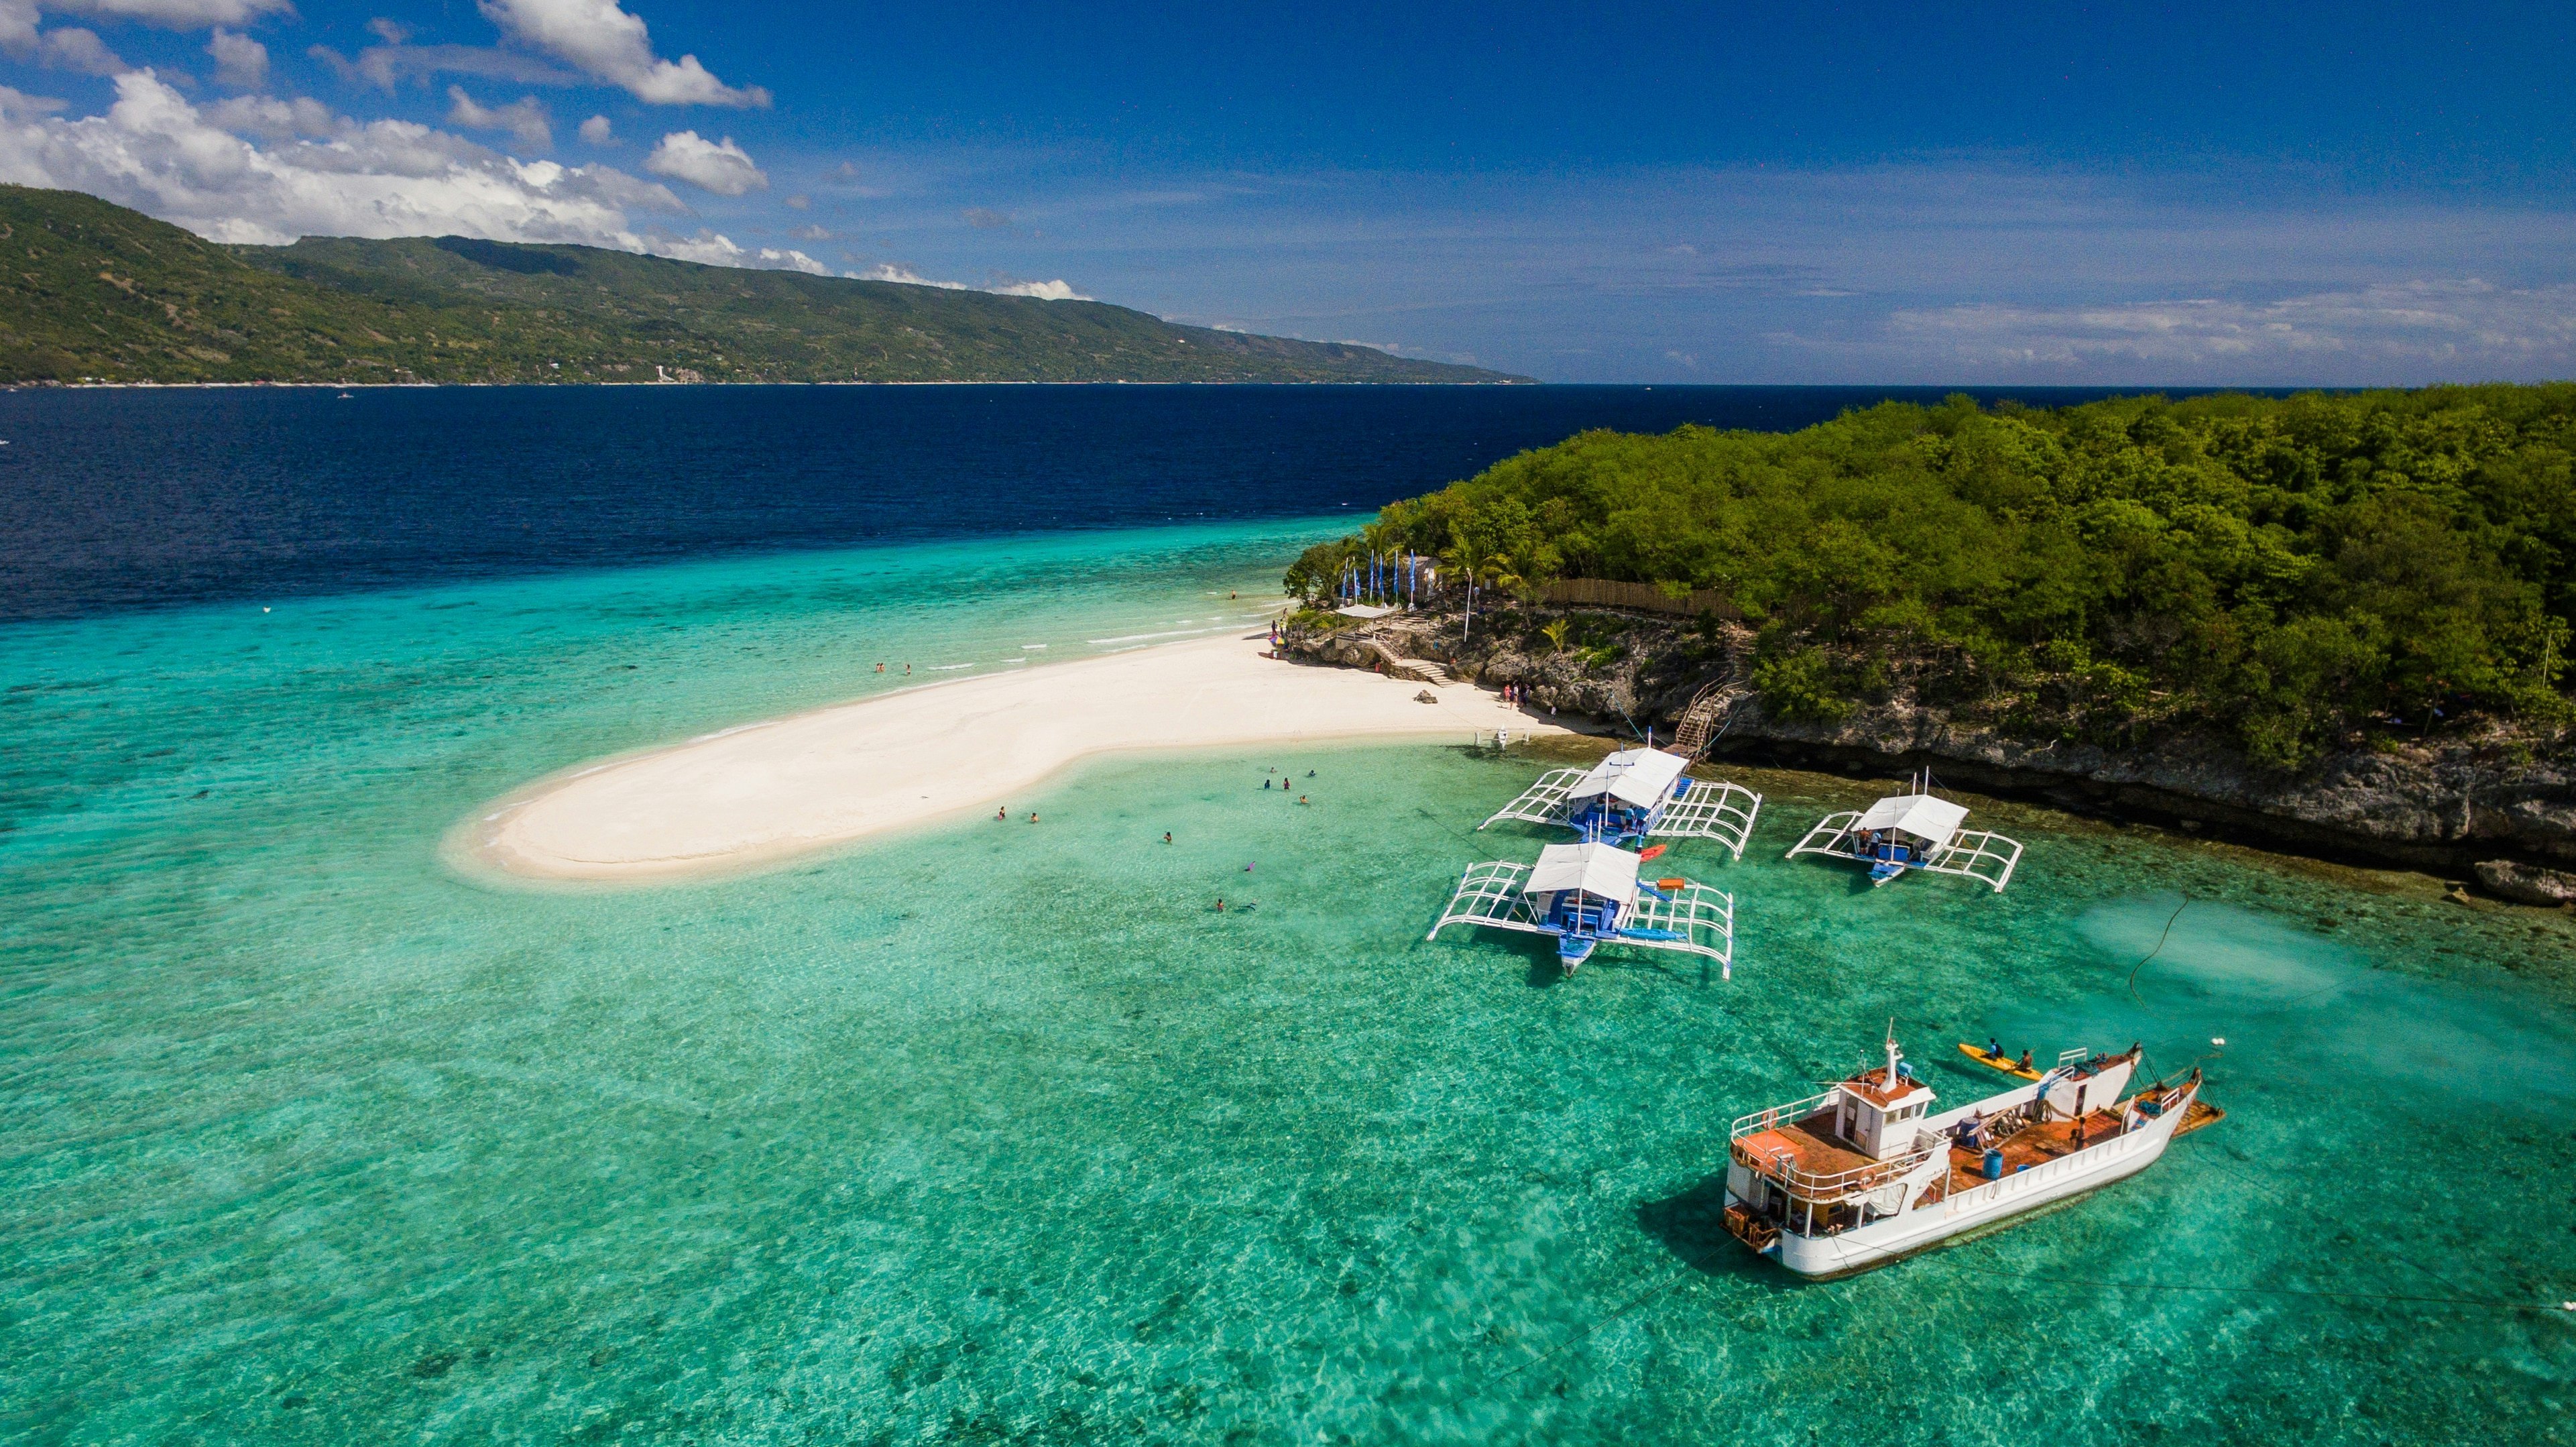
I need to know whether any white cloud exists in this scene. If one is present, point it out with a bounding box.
[847,262,1086,300]
[643,129,761,195]
[202,90,336,137]
[643,228,742,265]
[1885,280,2576,372]
[310,40,578,91]
[40,26,126,74]
[475,0,768,107]
[0,83,68,115]
[0,0,36,53]
[0,70,685,247]
[990,277,1085,300]
[577,112,611,144]
[364,16,407,43]
[204,26,262,87]
[756,245,825,275]
[447,86,550,150]
[49,0,290,27]
[786,221,826,240]
[632,231,819,275]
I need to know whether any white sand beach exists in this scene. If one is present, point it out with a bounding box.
[465,631,1568,882]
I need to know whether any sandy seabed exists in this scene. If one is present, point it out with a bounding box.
[465,631,1566,882]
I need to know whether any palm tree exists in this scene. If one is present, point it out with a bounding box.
[1541,619,1571,654]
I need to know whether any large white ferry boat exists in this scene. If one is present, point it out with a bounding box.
[1722,1033,2207,1278]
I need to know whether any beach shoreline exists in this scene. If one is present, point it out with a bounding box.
[457,630,1572,884]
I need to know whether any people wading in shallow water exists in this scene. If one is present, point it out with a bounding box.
[998,806,1008,822]
[876,662,885,673]
[1163,832,1173,844]
[1028,811,1039,824]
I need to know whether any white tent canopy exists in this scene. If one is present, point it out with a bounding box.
[1524,842,1642,903]
[1853,794,1969,847]
[1564,748,1691,809]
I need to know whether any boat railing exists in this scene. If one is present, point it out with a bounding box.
[1729,1091,1834,1141]
[1731,1137,1940,1201]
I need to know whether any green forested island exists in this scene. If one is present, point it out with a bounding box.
[1294,386,2576,769]
[0,186,1521,386]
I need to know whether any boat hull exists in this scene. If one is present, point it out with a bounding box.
[1733,1091,2193,1280]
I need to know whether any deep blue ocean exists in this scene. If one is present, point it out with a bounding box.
[2,384,2221,620]
[5,385,2564,1446]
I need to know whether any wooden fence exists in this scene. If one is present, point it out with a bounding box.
[1541,577,1741,619]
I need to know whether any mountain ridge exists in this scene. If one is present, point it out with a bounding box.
[0,186,1527,386]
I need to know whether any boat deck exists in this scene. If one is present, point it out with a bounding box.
[1731,1116,1876,1181]
[1931,1108,2127,1200]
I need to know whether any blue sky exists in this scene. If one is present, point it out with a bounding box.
[3,1,2571,383]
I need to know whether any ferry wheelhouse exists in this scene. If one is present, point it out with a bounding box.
[1427,840,1735,975]
[1480,747,1765,858]
[1785,777,2023,890]
[1722,1033,2205,1278]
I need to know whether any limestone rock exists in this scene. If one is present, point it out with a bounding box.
[2473,859,2576,907]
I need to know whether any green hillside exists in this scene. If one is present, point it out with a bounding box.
[1297,386,2576,768]
[0,186,1521,386]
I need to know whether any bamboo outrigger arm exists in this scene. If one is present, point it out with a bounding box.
[1428,861,1738,977]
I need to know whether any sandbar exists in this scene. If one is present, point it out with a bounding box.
[463,631,1566,882]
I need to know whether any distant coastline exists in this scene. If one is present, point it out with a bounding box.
[3,377,1534,390]
[0,184,1529,388]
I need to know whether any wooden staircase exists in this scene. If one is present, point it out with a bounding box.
[1672,623,1755,758]
[1359,636,1455,685]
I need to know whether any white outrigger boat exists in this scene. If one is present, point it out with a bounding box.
[1784,774,2022,890]
[1480,746,1764,858]
[1427,840,1735,976]
[1722,1033,2207,1278]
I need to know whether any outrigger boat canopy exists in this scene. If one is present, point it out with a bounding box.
[1428,839,1736,976]
[1525,837,1641,899]
[1480,746,1765,858]
[1851,793,1967,844]
[1565,748,1690,809]
[1785,773,2023,892]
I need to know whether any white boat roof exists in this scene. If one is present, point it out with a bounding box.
[1565,747,1690,808]
[1853,793,1969,845]
[1523,842,1641,903]
[1334,603,1398,619]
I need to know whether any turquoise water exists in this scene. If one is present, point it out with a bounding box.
[5,521,2574,1445]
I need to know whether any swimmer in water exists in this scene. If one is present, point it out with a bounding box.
[1162,832,1173,844]
[1298,795,1309,805]
[998,806,1007,821]
[1029,811,1039,824]
[875,662,885,673]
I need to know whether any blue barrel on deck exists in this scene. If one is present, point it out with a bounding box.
[1983,1149,2003,1179]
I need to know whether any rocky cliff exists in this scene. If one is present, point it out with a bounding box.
[1283,605,2576,905]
